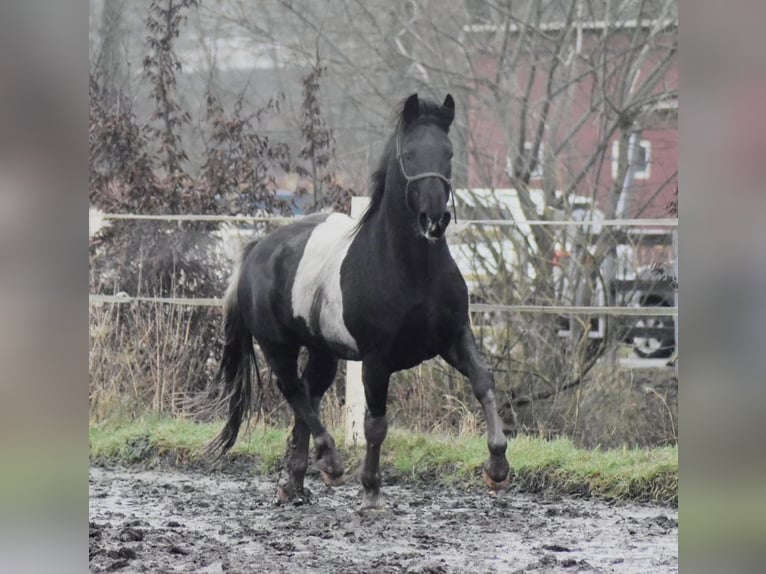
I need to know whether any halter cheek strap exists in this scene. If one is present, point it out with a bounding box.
[396,134,458,224]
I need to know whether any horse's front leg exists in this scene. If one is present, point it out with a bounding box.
[442,325,511,490]
[359,358,391,510]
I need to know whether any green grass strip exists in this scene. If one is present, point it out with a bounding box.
[89,416,677,504]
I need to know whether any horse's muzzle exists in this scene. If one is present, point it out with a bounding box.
[418,211,451,240]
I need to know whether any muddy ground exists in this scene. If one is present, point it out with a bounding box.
[89,465,677,573]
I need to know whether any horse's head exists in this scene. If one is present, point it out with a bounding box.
[396,93,455,242]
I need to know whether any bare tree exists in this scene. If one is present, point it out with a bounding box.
[88,0,678,439]
[208,0,676,415]
[91,0,129,109]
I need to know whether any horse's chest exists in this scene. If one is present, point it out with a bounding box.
[341,257,467,366]
[385,300,461,368]
[400,301,443,334]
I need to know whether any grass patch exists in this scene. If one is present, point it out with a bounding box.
[383,430,487,484]
[89,417,677,504]
[89,415,286,472]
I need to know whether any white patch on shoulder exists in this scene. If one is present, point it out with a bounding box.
[292,213,359,354]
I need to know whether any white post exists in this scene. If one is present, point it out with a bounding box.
[346,196,370,447]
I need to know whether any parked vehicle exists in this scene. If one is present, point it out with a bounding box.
[449,189,677,359]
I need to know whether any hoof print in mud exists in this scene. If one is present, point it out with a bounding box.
[118,527,144,542]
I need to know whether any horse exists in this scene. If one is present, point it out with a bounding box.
[207,93,511,509]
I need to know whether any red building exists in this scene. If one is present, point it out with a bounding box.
[464,19,678,219]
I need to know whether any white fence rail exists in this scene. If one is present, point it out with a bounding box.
[96,211,677,228]
[87,294,677,317]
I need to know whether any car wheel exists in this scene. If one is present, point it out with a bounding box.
[633,316,675,359]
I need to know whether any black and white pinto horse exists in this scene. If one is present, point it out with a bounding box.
[209,93,510,509]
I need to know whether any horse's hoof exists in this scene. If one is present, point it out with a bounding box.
[358,506,387,515]
[273,486,312,506]
[316,453,345,486]
[358,503,387,515]
[273,486,290,506]
[358,492,386,513]
[482,467,512,491]
[320,469,347,487]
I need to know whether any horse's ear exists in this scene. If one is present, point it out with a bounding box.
[442,94,455,124]
[402,93,420,125]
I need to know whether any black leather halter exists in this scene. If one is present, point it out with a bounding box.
[395,133,457,223]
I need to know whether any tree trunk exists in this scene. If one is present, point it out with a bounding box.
[97,0,126,109]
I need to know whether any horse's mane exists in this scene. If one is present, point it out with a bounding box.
[357,97,453,228]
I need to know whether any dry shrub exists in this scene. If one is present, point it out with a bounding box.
[568,367,677,448]
[386,361,484,436]
[88,302,271,425]
[89,302,220,421]
[377,333,676,448]
[88,300,350,429]
[89,297,676,448]
[89,3,359,427]
[509,365,678,448]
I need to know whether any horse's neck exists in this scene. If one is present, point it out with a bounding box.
[363,192,447,281]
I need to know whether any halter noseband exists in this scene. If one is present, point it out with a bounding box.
[396,133,457,223]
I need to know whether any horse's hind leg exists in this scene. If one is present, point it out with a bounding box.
[261,344,309,504]
[278,416,311,504]
[261,342,339,504]
[303,350,344,486]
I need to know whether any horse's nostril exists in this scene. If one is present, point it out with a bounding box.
[440,212,451,227]
[418,212,429,229]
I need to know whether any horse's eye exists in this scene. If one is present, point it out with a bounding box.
[403,152,414,162]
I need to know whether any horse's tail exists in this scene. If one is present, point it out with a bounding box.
[206,241,261,459]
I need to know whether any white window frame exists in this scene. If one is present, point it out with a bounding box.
[611,139,651,180]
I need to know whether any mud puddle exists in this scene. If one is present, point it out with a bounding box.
[89,466,677,573]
